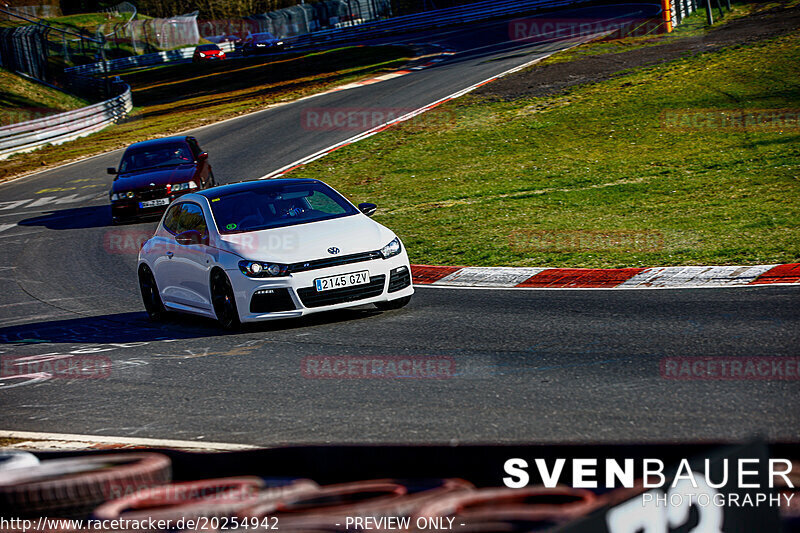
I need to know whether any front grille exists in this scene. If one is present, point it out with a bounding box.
[137,186,168,201]
[287,251,382,274]
[250,288,296,313]
[297,275,386,308]
[388,266,411,293]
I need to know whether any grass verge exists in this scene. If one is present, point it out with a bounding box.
[0,68,88,127]
[0,46,412,183]
[290,32,800,268]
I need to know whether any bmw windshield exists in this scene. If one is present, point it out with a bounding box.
[208,181,359,234]
[119,143,194,173]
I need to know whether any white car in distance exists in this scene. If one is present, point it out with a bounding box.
[137,178,413,329]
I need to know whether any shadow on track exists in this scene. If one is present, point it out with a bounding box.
[0,307,383,345]
[18,205,114,230]
[18,205,164,230]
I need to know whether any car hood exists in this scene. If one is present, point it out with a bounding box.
[114,164,197,190]
[216,214,396,264]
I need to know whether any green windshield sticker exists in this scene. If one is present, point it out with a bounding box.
[226,223,237,230]
[211,198,220,202]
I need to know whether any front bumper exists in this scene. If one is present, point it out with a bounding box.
[111,190,194,220]
[227,253,413,323]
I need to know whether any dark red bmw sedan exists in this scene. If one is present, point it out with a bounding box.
[108,136,216,224]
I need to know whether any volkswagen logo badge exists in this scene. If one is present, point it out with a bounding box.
[328,247,340,255]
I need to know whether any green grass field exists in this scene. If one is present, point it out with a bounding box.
[290,32,800,268]
[0,68,87,127]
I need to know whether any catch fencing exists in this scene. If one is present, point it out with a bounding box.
[115,12,201,51]
[0,24,49,80]
[239,0,392,39]
[287,0,594,48]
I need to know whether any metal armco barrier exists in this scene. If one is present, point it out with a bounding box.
[0,82,133,160]
[65,42,235,76]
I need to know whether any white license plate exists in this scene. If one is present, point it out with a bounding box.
[139,198,170,208]
[315,270,370,292]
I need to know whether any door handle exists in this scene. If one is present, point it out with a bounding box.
[166,251,174,258]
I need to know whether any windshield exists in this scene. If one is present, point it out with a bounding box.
[209,181,359,233]
[118,142,194,173]
[197,44,219,51]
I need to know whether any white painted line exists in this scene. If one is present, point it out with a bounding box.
[0,430,260,451]
[258,33,606,180]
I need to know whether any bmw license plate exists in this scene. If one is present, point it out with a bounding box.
[315,271,369,292]
[139,198,170,208]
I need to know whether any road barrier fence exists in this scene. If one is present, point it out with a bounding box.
[0,80,132,160]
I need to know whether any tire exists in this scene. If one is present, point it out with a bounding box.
[0,453,171,518]
[374,295,411,311]
[94,476,268,521]
[211,270,240,330]
[208,170,217,188]
[139,265,166,321]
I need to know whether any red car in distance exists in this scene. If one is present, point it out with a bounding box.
[193,43,226,62]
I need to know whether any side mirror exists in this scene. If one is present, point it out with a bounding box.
[197,152,209,161]
[107,167,117,175]
[358,202,377,217]
[175,230,208,246]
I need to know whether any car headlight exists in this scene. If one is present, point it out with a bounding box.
[111,192,134,201]
[380,237,402,259]
[169,181,198,193]
[239,260,288,277]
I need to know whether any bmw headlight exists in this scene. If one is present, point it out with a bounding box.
[380,237,402,259]
[170,181,198,193]
[111,192,134,201]
[239,260,288,277]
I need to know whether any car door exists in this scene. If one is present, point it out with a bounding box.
[152,203,181,307]
[169,202,213,311]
